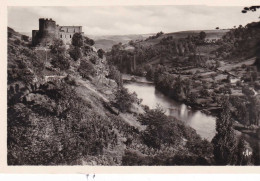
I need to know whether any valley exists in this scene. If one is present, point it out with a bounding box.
[107,21,260,165]
[7,5,260,166]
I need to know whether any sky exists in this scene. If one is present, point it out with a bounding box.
[8,6,259,36]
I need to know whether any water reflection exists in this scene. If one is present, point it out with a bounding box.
[124,81,216,141]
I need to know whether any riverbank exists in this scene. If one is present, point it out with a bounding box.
[123,79,216,141]
[122,74,217,116]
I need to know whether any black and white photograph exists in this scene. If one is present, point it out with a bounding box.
[6,2,260,167]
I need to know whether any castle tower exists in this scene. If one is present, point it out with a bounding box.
[38,18,57,45]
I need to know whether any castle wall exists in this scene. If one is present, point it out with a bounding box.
[59,26,82,33]
[58,26,83,45]
[59,32,74,45]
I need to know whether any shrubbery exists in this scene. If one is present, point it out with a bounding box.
[72,33,84,47]
[97,49,105,59]
[51,54,70,71]
[69,46,82,61]
[50,39,66,55]
[84,36,95,46]
[78,58,96,79]
[14,39,21,45]
[114,87,135,112]
[21,35,29,42]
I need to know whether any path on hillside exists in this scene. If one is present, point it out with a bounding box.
[44,75,66,82]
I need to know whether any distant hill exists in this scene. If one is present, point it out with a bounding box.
[94,39,118,51]
[166,29,230,39]
[138,29,230,47]
[89,34,151,51]
[91,29,230,51]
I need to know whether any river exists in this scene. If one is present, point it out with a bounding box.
[124,79,216,141]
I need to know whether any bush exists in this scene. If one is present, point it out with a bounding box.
[64,75,77,86]
[89,55,98,64]
[82,45,93,55]
[21,35,29,42]
[114,87,134,112]
[51,54,70,71]
[14,39,21,45]
[69,46,82,61]
[122,150,151,165]
[139,107,183,149]
[236,80,242,87]
[78,59,96,79]
[254,82,260,90]
[242,86,255,96]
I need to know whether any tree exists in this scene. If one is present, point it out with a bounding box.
[199,31,207,40]
[69,46,82,61]
[78,59,96,79]
[248,96,260,125]
[50,38,66,55]
[97,49,105,59]
[84,36,95,46]
[139,106,170,148]
[72,33,84,47]
[242,6,260,14]
[252,144,260,165]
[256,57,260,71]
[255,41,260,71]
[233,136,250,165]
[212,97,237,165]
[108,65,122,87]
[145,64,155,81]
[114,87,134,112]
[51,54,70,71]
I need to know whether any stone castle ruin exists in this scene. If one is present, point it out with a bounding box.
[32,18,83,46]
